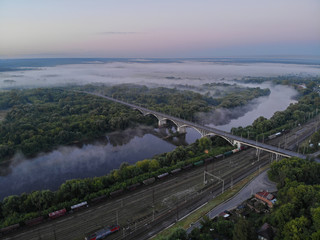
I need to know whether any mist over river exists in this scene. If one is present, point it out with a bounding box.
[0,58,318,199]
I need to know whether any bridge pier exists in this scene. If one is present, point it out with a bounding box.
[233,140,242,149]
[177,126,187,134]
[158,119,167,127]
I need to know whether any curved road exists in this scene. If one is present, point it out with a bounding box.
[186,170,277,234]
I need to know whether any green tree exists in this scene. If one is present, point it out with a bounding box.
[312,207,320,231]
[233,218,256,240]
[168,228,187,240]
[282,216,311,240]
[199,215,212,233]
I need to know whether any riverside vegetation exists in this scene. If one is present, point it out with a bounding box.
[0,84,270,162]
[231,78,320,142]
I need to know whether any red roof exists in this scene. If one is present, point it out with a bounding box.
[256,191,274,200]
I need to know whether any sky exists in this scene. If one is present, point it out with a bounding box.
[0,0,319,58]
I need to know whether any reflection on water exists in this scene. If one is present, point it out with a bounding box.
[207,83,298,131]
[0,126,200,199]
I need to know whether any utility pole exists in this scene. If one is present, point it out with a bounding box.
[53,224,57,240]
[116,210,119,225]
[152,188,155,206]
[152,188,155,221]
[231,176,233,190]
[176,203,179,221]
[222,179,225,193]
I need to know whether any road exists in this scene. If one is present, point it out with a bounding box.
[186,170,277,234]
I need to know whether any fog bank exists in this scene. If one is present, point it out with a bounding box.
[0,60,319,89]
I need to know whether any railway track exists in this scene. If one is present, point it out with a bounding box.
[2,118,318,240]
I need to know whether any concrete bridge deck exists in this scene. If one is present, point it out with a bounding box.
[83,91,307,159]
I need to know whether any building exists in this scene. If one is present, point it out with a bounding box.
[254,191,276,208]
[257,223,275,240]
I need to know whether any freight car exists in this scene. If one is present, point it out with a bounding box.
[91,195,108,203]
[157,172,169,179]
[110,189,123,198]
[25,216,44,226]
[215,154,224,159]
[143,177,155,185]
[232,148,239,154]
[85,224,120,240]
[204,157,214,164]
[71,201,88,211]
[223,151,233,157]
[193,160,204,167]
[49,208,67,219]
[171,168,181,174]
[0,224,20,236]
[127,183,141,191]
[182,163,193,170]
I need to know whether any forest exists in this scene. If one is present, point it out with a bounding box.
[0,84,270,162]
[0,88,156,161]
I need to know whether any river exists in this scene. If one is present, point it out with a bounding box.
[0,83,298,199]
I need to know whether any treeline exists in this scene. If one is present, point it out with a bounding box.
[231,88,320,141]
[78,83,270,120]
[161,158,320,240]
[239,75,320,86]
[214,87,270,108]
[0,88,156,161]
[267,158,320,239]
[0,137,233,228]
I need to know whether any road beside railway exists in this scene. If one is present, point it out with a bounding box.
[185,170,277,235]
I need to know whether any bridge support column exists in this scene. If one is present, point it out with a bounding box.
[177,126,187,134]
[158,119,167,127]
[233,141,242,149]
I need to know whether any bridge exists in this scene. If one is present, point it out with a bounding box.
[83,91,307,159]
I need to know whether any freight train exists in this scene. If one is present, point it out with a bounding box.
[0,145,248,237]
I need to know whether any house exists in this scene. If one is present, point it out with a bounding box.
[254,191,276,208]
[218,210,230,218]
[257,223,275,240]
